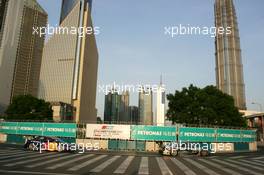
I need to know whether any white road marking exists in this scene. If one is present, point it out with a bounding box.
[252,159,264,164]
[199,158,242,175]
[67,155,107,171]
[46,154,94,170]
[230,156,248,159]
[225,159,264,171]
[239,159,263,166]
[252,156,264,160]
[114,156,135,174]
[184,158,220,175]
[212,159,263,175]
[170,158,196,175]
[0,152,47,163]
[25,153,80,168]
[138,157,149,175]
[90,155,121,173]
[4,153,60,167]
[156,157,173,175]
[0,151,34,159]
[0,169,76,175]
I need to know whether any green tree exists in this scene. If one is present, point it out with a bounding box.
[167,85,246,127]
[5,95,53,121]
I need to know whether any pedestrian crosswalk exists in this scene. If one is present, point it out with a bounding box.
[0,148,263,175]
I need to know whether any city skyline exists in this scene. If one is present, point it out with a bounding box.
[37,0,264,118]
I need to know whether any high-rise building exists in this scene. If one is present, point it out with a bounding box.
[38,0,98,123]
[0,0,47,114]
[129,106,139,124]
[156,79,165,126]
[215,0,246,110]
[104,91,121,123]
[119,91,130,122]
[139,88,153,125]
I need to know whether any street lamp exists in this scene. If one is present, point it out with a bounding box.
[252,102,263,112]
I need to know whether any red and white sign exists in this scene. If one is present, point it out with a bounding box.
[86,124,130,139]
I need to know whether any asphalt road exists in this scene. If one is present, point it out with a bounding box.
[0,144,263,175]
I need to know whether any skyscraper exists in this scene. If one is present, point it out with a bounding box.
[139,88,153,125]
[104,91,129,123]
[38,0,98,123]
[156,78,165,126]
[119,91,130,122]
[0,0,47,114]
[104,91,121,123]
[215,0,246,110]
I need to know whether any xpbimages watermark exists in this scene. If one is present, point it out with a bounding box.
[32,24,100,38]
[164,24,232,38]
[98,82,166,95]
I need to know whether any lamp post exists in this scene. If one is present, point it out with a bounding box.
[252,102,263,112]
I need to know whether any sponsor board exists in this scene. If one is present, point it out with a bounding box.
[131,125,177,141]
[0,122,76,138]
[86,124,130,139]
[179,127,216,142]
[217,129,256,142]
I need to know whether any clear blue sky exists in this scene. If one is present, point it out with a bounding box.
[38,0,264,117]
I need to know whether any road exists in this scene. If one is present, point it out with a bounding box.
[0,144,263,175]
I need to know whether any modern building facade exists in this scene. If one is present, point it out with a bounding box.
[104,91,130,123]
[156,81,165,126]
[119,91,130,122]
[38,0,98,123]
[215,0,246,110]
[0,0,47,114]
[104,91,121,123]
[139,88,153,125]
[129,106,139,124]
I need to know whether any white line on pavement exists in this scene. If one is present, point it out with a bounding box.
[0,152,48,163]
[114,156,135,174]
[199,158,242,175]
[0,151,34,160]
[252,156,264,160]
[156,157,173,175]
[251,159,264,164]
[184,158,220,175]
[229,156,248,159]
[225,159,264,171]
[46,154,94,170]
[170,158,196,175]
[0,169,77,175]
[138,157,149,175]
[25,153,80,168]
[67,155,107,171]
[90,155,121,173]
[212,159,263,175]
[239,159,263,166]
[4,153,60,167]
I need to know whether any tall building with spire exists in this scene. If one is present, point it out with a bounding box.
[38,0,98,122]
[0,0,47,114]
[156,76,165,126]
[215,0,246,110]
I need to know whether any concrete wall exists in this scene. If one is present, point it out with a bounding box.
[0,133,7,143]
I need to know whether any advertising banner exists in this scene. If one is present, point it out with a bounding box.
[86,124,130,139]
[43,123,76,137]
[0,122,76,138]
[241,130,256,142]
[217,129,241,142]
[131,125,177,141]
[179,127,216,142]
